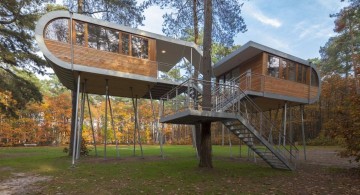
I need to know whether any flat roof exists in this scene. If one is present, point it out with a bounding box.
[213,41,310,76]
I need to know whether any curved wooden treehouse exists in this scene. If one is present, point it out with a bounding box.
[35,11,202,99]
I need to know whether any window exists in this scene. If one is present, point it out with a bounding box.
[132,36,149,59]
[311,68,319,86]
[303,66,308,84]
[103,29,119,53]
[288,62,296,81]
[268,55,280,78]
[88,24,101,49]
[44,18,69,42]
[281,60,288,79]
[297,64,303,83]
[121,33,130,55]
[75,21,85,46]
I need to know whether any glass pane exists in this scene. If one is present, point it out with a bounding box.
[297,64,303,83]
[88,24,101,49]
[268,55,280,78]
[132,36,142,58]
[142,39,149,59]
[311,69,319,86]
[121,33,129,55]
[280,60,288,79]
[232,68,240,80]
[103,29,119,52]
[288,62,296,81]
[303,66,308,84]
[44,18,69,42]
[75,21,85,46]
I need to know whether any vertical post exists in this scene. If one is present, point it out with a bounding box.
[108,95,119,158]
[70,12,74,71]
[130,88,136,156]
[71,73,80,166]
[104,79,109,159]
[228,129,233,158]
[283,102,287,146]
[301,105,307,160]
[149,86,162,157]
[136,97,144,158]
[289,106,293,155]
[76,82,86,160]
[160,100,164,158]
[86,93,97,156]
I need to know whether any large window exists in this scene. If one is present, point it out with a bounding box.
[311,68,319,87]
[121,33,130,55]
[45,19,153,60]
[281,60,288,79]
[45,18,69,43]
[267,55,280,78]
[75,21,85,46]
[288,61,296,81]
[132,36,149,59]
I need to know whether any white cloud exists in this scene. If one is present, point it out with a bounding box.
[243,3,282,28]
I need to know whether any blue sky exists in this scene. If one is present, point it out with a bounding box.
[139,0,348,60]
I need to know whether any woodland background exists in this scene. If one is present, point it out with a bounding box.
[0,0,359,163]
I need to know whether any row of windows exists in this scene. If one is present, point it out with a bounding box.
[267,55,318,86]
[44,18,150,59]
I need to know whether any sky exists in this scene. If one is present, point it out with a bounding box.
[139,0,348,60]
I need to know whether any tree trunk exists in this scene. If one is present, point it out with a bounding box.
[193,0,199,45]
[199,0,213,168]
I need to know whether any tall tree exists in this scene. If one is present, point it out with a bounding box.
[146,0,247,164]
[199,0,213,168]
[0,0,48,115]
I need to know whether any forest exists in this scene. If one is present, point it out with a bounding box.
[0,0,359,164]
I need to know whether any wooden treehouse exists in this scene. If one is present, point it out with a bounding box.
[36,11,321,170]
[159,42,321,170]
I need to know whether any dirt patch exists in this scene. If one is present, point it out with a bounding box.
[0,172,52,195]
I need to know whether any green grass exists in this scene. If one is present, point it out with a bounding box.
[0,145,292,194]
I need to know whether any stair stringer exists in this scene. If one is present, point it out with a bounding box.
[222,115,295,171]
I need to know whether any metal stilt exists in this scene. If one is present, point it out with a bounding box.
[104,80,109,159]
[283,102,287,146]
[108,96,120,158]
[76,82,86,160]
[301,105,307,160]
[135,97,144,158]
[71,73,81,166]
[86,93,97,156]
[148,86,162,158]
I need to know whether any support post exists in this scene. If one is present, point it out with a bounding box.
[283,102,287,146]
[76,81,86,159]
[149,86,162,157]
[86,93,97,156]
[71,73,80,166]
[301,105,307,160]
[104,79,109,159]
[108,95,120,158]
[136,97,144,158]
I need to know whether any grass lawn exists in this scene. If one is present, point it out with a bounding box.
[0,145,358,194]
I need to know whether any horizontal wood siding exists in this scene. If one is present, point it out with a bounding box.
[45,39,158,78]
[264,76,310,99]
[238,53,263,75]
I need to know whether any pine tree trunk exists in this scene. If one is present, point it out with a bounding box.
[199,0,213,168]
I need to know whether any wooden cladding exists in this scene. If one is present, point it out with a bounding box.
[44,18,158,78]
[45,40,157,77]
[217,52,319,102]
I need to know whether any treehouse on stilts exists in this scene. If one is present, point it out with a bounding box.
[35,11,203,165]
[36,11,321,171]
[160,41,321,170]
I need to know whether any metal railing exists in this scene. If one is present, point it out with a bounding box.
[159,74,299,165]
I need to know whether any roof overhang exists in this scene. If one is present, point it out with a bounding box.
[213,41,311,76]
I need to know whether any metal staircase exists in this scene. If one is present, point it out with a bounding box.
[160,75,298,170]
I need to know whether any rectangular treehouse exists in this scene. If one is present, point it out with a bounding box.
[213,41,320,111]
